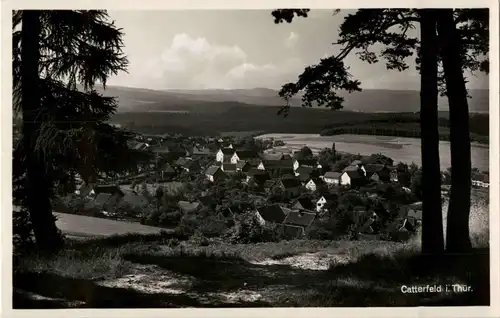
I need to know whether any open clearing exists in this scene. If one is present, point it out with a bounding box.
[54,213,165,238]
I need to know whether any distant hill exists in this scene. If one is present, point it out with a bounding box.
[92,85,489,114]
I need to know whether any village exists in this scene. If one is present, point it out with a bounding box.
[54,131,489,243]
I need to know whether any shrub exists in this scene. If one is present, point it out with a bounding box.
[225,212,281,244]
[13,208,35,256]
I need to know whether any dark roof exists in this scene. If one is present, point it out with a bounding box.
[122,192,148,207]
[344,170,363,179]
[252,173,271,184]
[220,148,236,155]
[292,198,315,211]
[175,157,191,166]
[343,165,361,172]
[280,178,302,189]
[236,161,250,169]
[94,193,112,207]
[261,159,294,169]
[299,173,311,182]
[192,146,212,155]
[296,166,314,175]
[283,211,316,227]
[324,171,342,179]
[364,164,386,172]
[235,150,259,159]
[223,163,237,172]
[94,185,124,196]
[473,174,489,183]
[350,160,363,166]
[306,177,323,186]
[163,164,176,173]
[247,168,269,176]
[257,205,287,223]
[259,153,285,160]
[205,165,222,176]
[296,159,318,167]
[320,193,337,202]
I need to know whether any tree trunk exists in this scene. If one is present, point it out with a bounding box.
[436,9,473,253]
[21,10,63,253]
[419,9,445,255]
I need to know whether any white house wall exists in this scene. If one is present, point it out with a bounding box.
[340,173,351,185]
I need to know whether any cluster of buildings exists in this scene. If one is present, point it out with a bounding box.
[68,133,490,240]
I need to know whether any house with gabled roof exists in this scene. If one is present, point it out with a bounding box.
[364,164,391,182]
[316,193,338,213]
[161,163,177,180]
[263,179,277,193]
[174,157,201,173]
[189,145,213,157]
[121,191,149,209]
[245,168,271,185]
[216,147,237,163]
[472,173,490,188]
[232,150,260,163]
[94,184,125,198]
[236,160,252,172]
[259,152,286,161]
[340,170,365,186]
[304,177,323,192]
[322,171,342,185]
[283,210,316,229]
[293,159,322,171]
[221,163,238,174]
[205,165,226,183]
[257,159,294,170]
[291,197,316,212]
[89,192,122,216]
[273,178,303,198]
[255,204,288,225]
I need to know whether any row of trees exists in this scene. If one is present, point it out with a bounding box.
[271,8,488,255]
[320,125,488,144]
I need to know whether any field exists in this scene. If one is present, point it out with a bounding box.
[15,193,489,308]
[54,213,165,239]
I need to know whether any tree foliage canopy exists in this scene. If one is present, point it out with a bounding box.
[271,9,489,115]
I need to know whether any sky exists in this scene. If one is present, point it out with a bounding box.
[106,10,489,91]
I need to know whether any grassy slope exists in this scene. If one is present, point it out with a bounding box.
[14,235,489,308]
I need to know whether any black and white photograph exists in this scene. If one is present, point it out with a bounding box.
[4,2,498,314]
